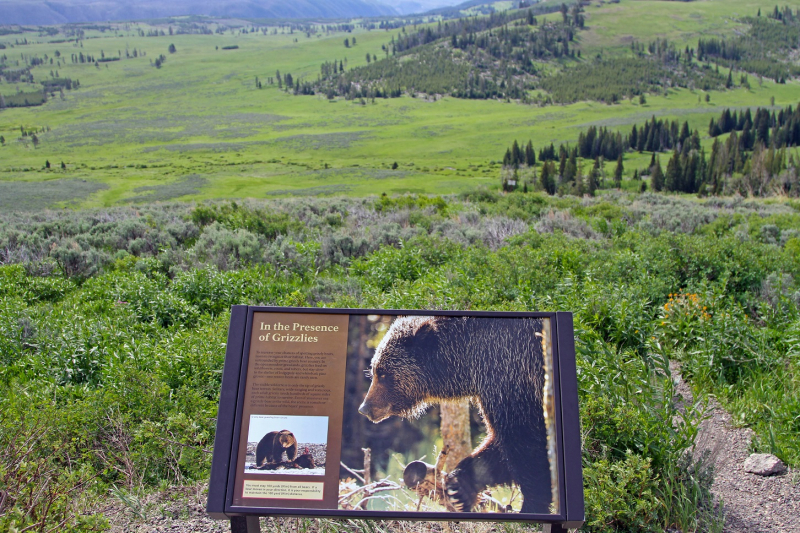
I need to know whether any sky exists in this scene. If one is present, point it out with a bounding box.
[247,414,330,444]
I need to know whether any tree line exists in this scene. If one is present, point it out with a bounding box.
[504,117,698,168]
[709,104,800,150]
[500,108,800,197]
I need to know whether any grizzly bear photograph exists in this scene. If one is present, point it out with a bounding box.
[256,429,298,466]
[342,315,556,514]
[244,414,328,476]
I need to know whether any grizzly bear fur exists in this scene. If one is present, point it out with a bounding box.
[256,430,298,466]
[358,316,551,514]
[293,453,316,469]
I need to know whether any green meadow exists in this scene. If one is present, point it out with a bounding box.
[1,0,800,207]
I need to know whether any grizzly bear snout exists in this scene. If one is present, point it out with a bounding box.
[358,388,393,422]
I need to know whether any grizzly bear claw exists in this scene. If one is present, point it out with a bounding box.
[446,469,479,512]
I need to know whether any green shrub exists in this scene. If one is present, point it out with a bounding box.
[190,201,301,239]
[191,223,263,270]
[0,393,109,532]
[583,454,661,532]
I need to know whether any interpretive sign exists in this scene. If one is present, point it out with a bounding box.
[207,307,583,532]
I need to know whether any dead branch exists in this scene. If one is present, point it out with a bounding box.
[339,461,366,484]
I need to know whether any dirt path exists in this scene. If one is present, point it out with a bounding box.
[671,362,800,532]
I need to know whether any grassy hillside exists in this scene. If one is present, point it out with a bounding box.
[580,0,766,52]
[1,0,799,206]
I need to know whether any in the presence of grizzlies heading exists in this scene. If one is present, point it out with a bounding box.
[358,315,552,514]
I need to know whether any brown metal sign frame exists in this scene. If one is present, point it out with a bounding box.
[207,306,584,531]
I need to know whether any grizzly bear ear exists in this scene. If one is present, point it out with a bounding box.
[413,319,441,346]
[413,318,437,335]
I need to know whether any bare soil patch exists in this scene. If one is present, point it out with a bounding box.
[672,362,800,532]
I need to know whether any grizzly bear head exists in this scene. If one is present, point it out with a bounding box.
[358,316,443,423]
[278,430,296,447]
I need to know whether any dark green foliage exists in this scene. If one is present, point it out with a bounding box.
[315,47,473,99]
[540,56,726,104]
[709,104,800,150]
[40,77,75,90]
[1,90,46,107]
[392,5,570,54]
[190,201,302,240]
[697,12,800,81]
[651,156,665,192]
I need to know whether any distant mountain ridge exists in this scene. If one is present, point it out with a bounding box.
[0,0,398,25]
[392,0,474,15]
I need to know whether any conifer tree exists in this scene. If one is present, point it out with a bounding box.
[564,149,577,183]
[651,156,664,191]
[665,150,681,191]
[511,140,522,168]
[587,164,597,196]
[525,141,536,167]
[573,167,583,196]
[540,161,556,195]
[614,154,623,187]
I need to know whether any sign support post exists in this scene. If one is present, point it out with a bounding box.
[230,515,260,533]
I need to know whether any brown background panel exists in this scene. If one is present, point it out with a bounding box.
[232,312,350,509]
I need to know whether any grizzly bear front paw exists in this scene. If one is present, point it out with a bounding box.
[446,469,478,512]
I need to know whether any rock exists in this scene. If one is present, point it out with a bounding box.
[744,454,787,476]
